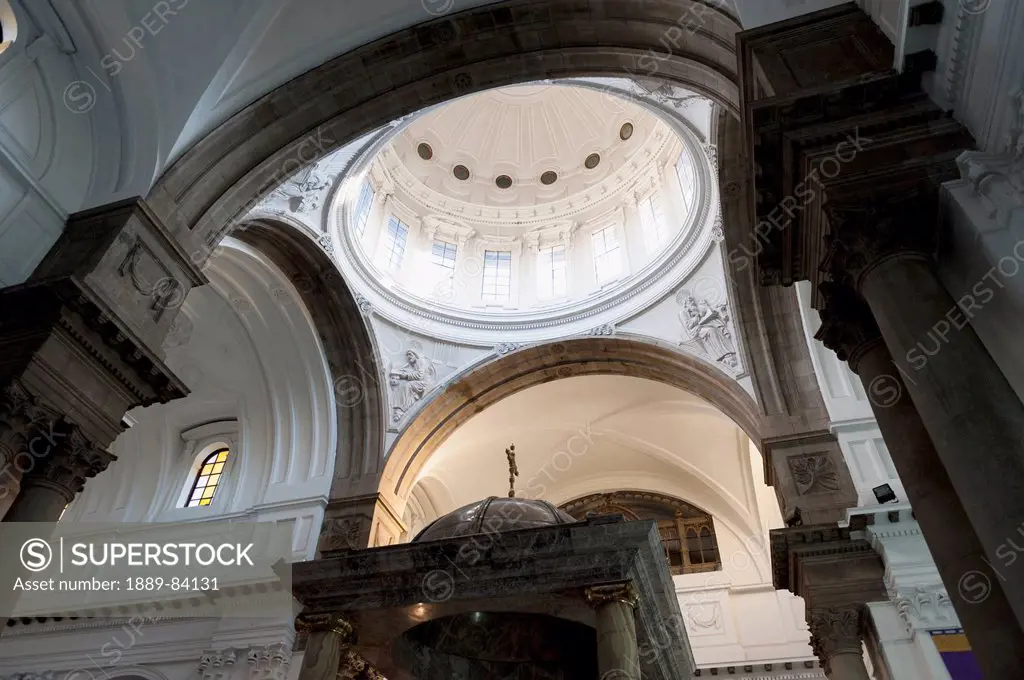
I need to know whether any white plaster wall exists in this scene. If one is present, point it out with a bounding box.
[64,238,336,562]
[0,0,97,286]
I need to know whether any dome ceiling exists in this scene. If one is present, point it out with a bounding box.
[389,84,666,207]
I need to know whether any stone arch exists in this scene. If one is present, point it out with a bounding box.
[231,217,387,498]
[145,0,743,249]
[379,335,764,510]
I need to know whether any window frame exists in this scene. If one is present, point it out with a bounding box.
[536,244,567,300]
[638,193,667,254]
[352,179,375,238]
[184,447,231,508]
[380,216,410,273]
[591,225,623,284]
[481,249,512,302]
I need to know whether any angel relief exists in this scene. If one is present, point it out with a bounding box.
[388,346,437,422]
[678,291,738,369]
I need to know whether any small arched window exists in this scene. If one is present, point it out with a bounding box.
[185,448,230,507]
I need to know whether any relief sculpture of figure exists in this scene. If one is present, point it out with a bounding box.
[679,294,738,369]
[389,348,437,422]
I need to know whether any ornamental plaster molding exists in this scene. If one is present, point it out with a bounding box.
[889,583,958,634]
[378,126,678,228]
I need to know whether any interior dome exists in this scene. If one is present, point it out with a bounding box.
[331,79,713,343]
[412,496,577,542]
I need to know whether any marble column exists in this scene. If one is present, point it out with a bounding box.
[824,194,1024,628]
[808,606,869,680]
[294,613,354,680]
[585,582,640,680]
[816,281,1024,676]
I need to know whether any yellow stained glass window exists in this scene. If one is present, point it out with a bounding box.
[186,448,230,508]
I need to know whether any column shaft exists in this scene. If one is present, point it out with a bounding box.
[856,341,1024,676]
[859,254,1024,626]
[586,583,640,680]
[826,654,871,680]
[296,614,353,680]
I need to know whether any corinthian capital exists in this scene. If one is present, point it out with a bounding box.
[820,186,939,288]
[808,605,864,670]
[21,423,117,501]
[813,281,883,373]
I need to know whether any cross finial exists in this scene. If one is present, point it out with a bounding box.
[505,444,519,498]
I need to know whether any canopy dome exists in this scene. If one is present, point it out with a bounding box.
[412,496,576,542]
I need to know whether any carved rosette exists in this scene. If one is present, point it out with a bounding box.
[317,515,367,554]
[820,189,939,288]
[20,424,117,501]
[585,582,639,610]
[808,605,864,672]
[813,281,883,373]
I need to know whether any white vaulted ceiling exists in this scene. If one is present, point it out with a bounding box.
[48,0,849,207]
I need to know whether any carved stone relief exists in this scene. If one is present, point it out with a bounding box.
[788,453,841,495]
[676,290,738,370]
[387,342,438,423]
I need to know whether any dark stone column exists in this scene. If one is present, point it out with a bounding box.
[294,613,354,680]
[816,281,1024,676]
[808,606,870,680]
[824,190,1024,625]
[0,198,202,520]
[585,582,640,680]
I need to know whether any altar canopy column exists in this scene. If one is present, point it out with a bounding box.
[815,281,1024,676]
[586,582,640,680]
[295,613,354,680]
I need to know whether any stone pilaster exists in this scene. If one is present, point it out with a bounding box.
[318,492,405,554]
[762,431,858,526]
[808,605,869,679]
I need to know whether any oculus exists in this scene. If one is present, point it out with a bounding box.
[453,164,470,180]
[495,174,513,189]
[540,170,558,185]
[416,143,433,160]
[584,153,601,170]
[619,122,634,140]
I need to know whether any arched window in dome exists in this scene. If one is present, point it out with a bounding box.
[536,244,567,299]
[379,216,409,273]
[592,226,622,284]
[185,448,230,507]
[352,179,375,238]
